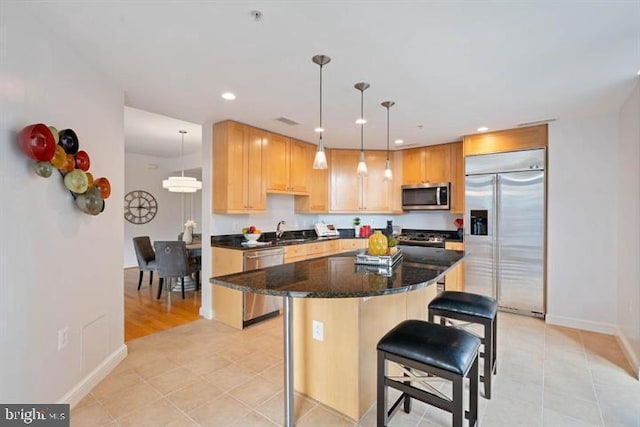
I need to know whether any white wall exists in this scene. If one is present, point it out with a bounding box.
[0,2,125,404]
[617,78,640,376]
[547,116,619,333]
[123,152,202,267]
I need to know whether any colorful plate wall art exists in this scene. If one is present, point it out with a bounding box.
[17,123,111,216]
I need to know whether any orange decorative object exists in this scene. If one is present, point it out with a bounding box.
[50,145,67,169]
[368,230,388,256]
[94,177,111,199]
[18,123,56,161]
[85,172,94,187]
[60,154,75,173]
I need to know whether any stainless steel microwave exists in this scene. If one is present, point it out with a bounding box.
[401,182,450,210]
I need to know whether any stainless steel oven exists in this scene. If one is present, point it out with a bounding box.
[401,182,450,210]
[242,247,284,326]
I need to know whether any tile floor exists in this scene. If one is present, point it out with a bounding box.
[72,313,640,426]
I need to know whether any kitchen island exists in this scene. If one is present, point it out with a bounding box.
[211,246,464,424]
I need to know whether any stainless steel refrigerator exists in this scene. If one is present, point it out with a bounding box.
[464,149,546,317]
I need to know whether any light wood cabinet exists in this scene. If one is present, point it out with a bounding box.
[211,247,245,329]
[450,141,464,214]
[212,121,266,213]
[444,241,465,292]
[463,124,547,156]
[295,147,330,213]
[339,238,368,252]
[330,150,392,213]
[402,144,451,185]
[265,136,310,194]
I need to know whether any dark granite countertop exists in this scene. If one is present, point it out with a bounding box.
[211,228,463,250]
[210,245,464,298]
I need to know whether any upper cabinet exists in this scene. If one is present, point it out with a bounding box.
[265,136,310,194]
[402,144,451,185]
[212,121,266,213]
[330,150,392,213]
[295,147,330,213]
[463,124,548,156]
[449,142,464,214]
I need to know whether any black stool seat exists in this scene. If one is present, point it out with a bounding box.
[429,291,498,399]
[377,319,481,427]
[377,320,480,375]
[429,291,497,319]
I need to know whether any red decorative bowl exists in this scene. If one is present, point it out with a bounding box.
[18,123,56,161]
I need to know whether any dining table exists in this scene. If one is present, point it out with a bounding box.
[210,245,464,426]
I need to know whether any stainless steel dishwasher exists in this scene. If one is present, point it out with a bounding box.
[242,247,285,326]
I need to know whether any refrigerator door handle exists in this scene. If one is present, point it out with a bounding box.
[494,175,500,302]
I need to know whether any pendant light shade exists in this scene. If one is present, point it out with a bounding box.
[381,101,395,182]
[355,82,370,177]
[312,54,331,170]
[162,130,202,193]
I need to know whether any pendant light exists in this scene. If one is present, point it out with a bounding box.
[312,54,331,169]
[355,82,370,176]
[381,101,395,181]
[162,130,202,193]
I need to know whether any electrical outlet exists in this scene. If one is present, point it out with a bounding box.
[58,328,68,351]
[312,320,324,341]
[232,222,239,231]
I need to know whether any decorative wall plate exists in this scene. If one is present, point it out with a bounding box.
[124,190,158,224]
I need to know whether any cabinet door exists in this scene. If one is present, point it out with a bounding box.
[362,151,391,212]
[265,133,289,192]
[247,128,266,210]
[227,122,249,211]
[289,139,310,193]
[402,148,425,185]
[449,142,464,213]
[425,144,451,183]
[391,151,403,213]
[297,146,330,213]
[330,150,362,212]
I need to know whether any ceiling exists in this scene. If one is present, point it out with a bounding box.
[27,2,639,155]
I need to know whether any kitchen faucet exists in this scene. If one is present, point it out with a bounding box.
[276,220,286,240]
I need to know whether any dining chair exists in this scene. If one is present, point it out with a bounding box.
[132,236,157,290]
[153,241,201,299]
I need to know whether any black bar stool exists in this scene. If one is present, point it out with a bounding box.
[377,319,480,427]
[428,291,498,399]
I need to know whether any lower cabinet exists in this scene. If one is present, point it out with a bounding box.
[444,241,465,291]
[211,247,245,329]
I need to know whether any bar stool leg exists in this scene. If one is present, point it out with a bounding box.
[403,368,411,413]
[377,352,388,427]
[452,375,464,427]
[493,316,498,374]
[484,320,493,399]
[469,355,479,427]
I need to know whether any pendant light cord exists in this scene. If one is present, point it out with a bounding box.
[180,132,185,177]
[319,63,323,144]
[360,89,364,152]
[386,106,390,161]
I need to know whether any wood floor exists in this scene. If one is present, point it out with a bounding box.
[124,267,201,342]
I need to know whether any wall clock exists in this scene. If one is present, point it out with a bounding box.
[124,190,158,224]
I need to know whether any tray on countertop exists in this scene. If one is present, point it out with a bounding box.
[355,248,403,267]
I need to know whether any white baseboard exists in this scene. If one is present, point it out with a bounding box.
[59,344,128,408]
[545,314,617,335]
[199,306,214,320]
[616,329,640,381]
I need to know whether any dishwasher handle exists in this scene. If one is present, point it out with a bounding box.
[244,249,285,259]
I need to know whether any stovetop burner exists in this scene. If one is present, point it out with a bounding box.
[397,233,446,247]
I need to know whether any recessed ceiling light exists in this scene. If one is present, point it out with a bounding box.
[637,69,640,76]
[355,118,367,124]
[477,126,489,132]
[221,92,236,100]
[394,139,404,145]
